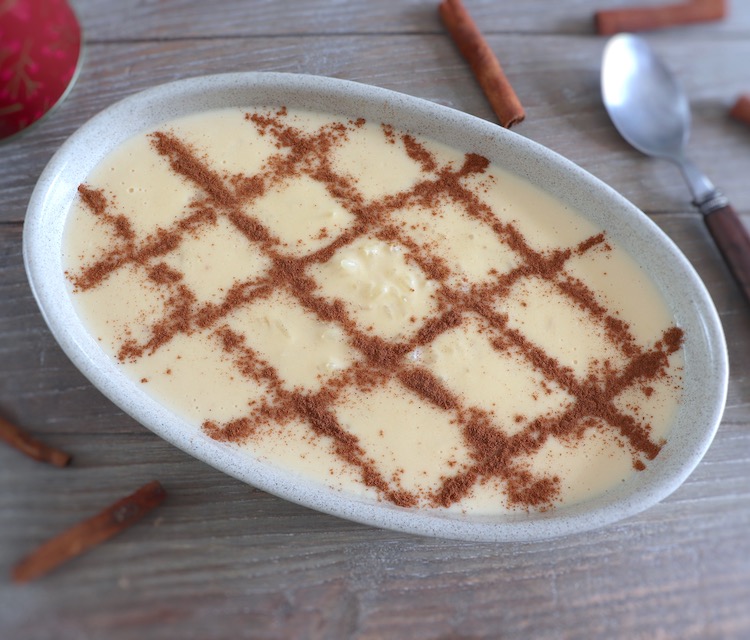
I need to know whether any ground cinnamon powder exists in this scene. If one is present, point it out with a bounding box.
[70,108,685,511]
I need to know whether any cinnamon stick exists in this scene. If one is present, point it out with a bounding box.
[595,0,727,35]
[730,94,750,127]
[12,480,167,583]
[0,414,72,467]
[439,0,525,128]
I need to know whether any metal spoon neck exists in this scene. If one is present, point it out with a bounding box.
[671,156,726,213]
[692,189,730,215]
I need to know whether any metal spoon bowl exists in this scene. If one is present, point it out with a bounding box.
[602,36,689,158]
[601,34,750,302]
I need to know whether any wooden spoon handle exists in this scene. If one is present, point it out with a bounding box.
[704,204,750,303]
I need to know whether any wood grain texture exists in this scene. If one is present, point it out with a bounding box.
[2,35,749,223]
[69,0,750,38]
[2,1,750,638]
[704,204,750,302]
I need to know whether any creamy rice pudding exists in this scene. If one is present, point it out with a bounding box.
[63,107,684,514]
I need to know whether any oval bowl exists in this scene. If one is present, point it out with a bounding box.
[23,72,728,541]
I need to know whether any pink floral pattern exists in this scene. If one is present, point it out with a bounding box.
[0,0,81,138]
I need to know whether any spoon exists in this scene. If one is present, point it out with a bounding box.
[601,33,750,302]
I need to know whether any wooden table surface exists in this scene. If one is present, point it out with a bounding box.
[2,1,749,638]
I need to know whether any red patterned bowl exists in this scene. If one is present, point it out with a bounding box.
[0,0,82,140]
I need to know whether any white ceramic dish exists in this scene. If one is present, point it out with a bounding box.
[23,73,728,541]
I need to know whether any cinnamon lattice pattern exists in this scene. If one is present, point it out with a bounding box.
[70,108,684,510]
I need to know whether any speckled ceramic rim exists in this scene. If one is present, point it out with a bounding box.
[23,73,728,542]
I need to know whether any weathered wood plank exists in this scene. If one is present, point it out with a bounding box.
[70,0,750,39]
[2,1,750,637]
[1,210,748,639]
[2,35,749,225]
